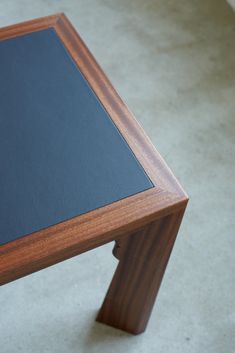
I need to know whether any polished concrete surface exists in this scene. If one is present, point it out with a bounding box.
[0,1,235,352]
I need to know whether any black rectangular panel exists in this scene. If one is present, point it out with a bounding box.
[0,28,153,246]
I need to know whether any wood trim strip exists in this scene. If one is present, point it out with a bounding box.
[0,13,60,41]
[54,14,185,195]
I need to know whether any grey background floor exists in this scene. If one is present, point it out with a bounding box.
[0,1,235,352]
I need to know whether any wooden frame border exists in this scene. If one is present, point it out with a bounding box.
[0,14,188,285]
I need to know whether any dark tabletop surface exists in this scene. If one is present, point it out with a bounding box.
[0,28,152,246]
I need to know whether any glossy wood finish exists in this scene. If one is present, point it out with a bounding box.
[97,210,186,334]
[0,14,188,334]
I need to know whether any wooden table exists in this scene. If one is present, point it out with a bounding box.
[0,14,188,335]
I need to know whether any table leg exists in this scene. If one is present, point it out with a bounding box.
[96,209,186,334]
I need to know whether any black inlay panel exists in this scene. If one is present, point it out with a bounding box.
[0,28,153,246]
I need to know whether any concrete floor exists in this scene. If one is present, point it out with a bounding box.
[0,0,235,352]
[228,0,235,10]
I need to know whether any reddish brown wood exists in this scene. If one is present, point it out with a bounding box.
[0,14,188,335]
[97,209,186,334]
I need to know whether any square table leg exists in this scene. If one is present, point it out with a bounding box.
[97,209,186,334]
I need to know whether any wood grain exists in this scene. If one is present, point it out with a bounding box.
[97,209,186,334]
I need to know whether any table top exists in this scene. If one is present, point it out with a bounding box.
[0,14,187,285]
[0,27,153,246]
